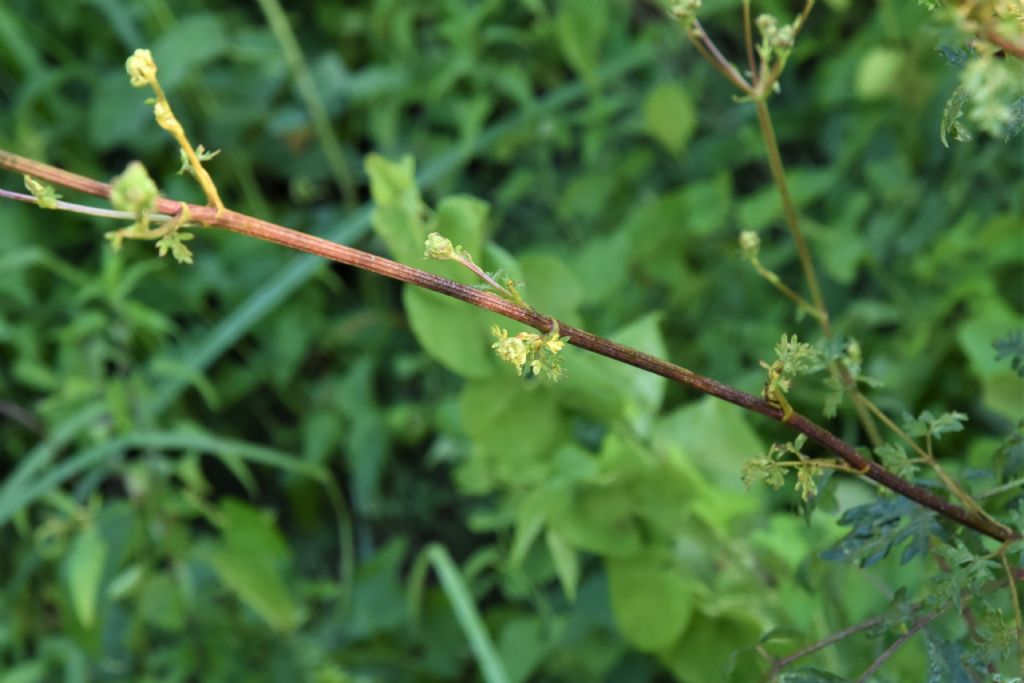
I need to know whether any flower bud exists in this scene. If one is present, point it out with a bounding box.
[125,49,157,88]
[739,230,761,258]
[110,161,158,217]
[424,232,455,260]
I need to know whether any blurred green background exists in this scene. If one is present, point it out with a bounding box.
[1,0,1022,681]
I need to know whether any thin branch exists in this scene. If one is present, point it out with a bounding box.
[1000,550,1024,676]
[763,614,886,682]
[855,611,941,683]
[983,27,1024,60]
[0,147,1017,544]
[742,0,757,86]
[690,20,752,92]
[0,188,174,223]
[860,397,1002,527]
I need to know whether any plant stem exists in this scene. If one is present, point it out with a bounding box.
[0,188,174,222]
[854,611,941,683]
[1001,549,1024,676]
[254,0,359,208]
[860,397,1005,529]
[749,255,825,322]
[689,21,752,92]
[0,147,1017,544]
[742,0,757,86]
[752,97,885,448]
[752,100,827,327]
[762,613,887,682]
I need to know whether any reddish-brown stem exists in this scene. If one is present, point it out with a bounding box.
[983,27,1024,60]
[0,147,1016,544]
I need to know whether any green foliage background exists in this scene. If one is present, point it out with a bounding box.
[0,0,1021,681]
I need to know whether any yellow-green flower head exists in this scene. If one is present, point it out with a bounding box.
[424,232,455,260]
[739,230,761,258]
[493,334,529,373]
[772,25,795,51]
[543,335,565,354]
[670,0,701,17]
[126,49,157,88]
[756,14,779,39]
[110,161,159,217]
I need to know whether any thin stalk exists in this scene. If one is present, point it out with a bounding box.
[1000,550,1024,676]
[254,0,358,208]
[0,188,174,222]
[748,255,825,322]
[855,612,941,683]
[752,100,827,326]
[860,397,1006,531]
[0,147,1017,544]
[762,614,887,682]
[742,0,757,86]
[689,21,752,92]
[752,97,884,448]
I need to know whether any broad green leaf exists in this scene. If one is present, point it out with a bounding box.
[498,617,557,683]
[652,397,764,492]
[555,0,608,79]
[518,253,584,325]
[607,555,695,652]
[956,303,1024,418]
[643,82,697,155]
[550,483,642,558]
[404,288,498,379]
[65,524,107,629]
[203,499,304,633]
[457,376,565,491]
[348,539,409,638]
[658,610,764,682]
[555,313,667,433]
[139,572,185,632]
[366,153,426,264]
[855,47,904,100]
[151,14,229,90]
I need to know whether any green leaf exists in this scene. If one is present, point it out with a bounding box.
[875,442,919,478]
[821,497,941,567]
[652,397,765,492]
[658,609,764,681]
[411,544,511,683]
[555,0,608,79]
[366,153,426,264]
[545,529,579,601]
[957,305,1024,418]
[902,410,968,441]
[517,253,584,325]
[202,499,304,633]
[138,572,185,632]
[404,288,498,379]
[607,555,696,652]
[555,313,667,433]
[64,524,107,629]
[855,47,904,100]
[643,82,697,155]
[457,376,565,492]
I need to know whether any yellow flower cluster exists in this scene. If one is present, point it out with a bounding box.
[490,325,567,381]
